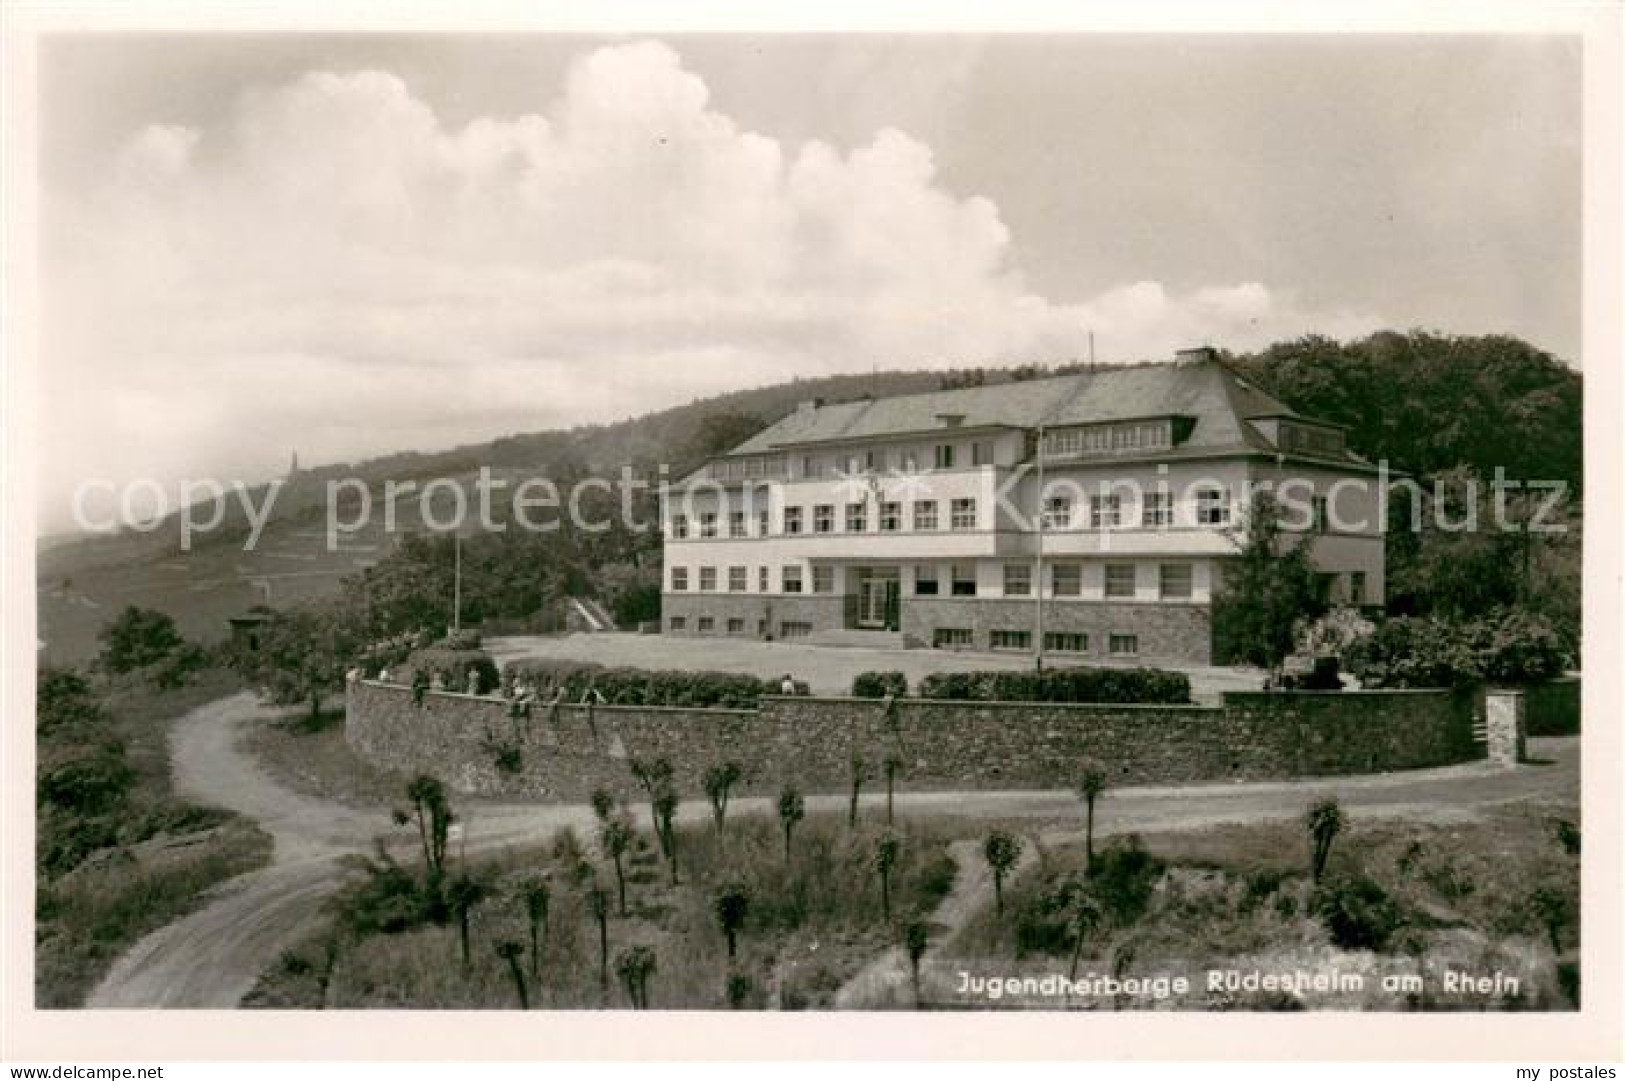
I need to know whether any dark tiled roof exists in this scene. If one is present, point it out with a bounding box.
[725,358,1359,463]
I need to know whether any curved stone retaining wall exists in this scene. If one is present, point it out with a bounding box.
[345,679,1486,802]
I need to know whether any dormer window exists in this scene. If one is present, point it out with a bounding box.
[936,413,966,428]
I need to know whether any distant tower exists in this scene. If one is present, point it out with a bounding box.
[287,450,300,478]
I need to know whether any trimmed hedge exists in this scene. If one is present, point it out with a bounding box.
[504,658,807,710]
[916,667,1191,705]
[402,649,501,695]
[851,671,909,698]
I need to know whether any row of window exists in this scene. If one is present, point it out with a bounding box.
[937,628,1139,655]
[667,615,812,637]
[708,442,998,483]
[670,562,1198,600]
[1041,421,1172,458]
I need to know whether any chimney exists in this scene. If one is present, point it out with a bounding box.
[1175,346,1219,366]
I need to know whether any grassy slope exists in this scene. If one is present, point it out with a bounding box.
[35,668,275,1007]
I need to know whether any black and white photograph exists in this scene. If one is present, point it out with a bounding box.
[3,3,1621,1069]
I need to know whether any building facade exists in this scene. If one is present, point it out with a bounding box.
[658,349,1386,664]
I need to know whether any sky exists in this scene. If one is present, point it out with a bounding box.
[38,34,1580,532]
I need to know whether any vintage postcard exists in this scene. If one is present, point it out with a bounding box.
[2,1,1621,1067]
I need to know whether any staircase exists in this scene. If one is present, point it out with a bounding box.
[565,596,616,633]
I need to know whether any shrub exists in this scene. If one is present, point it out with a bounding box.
[1089,835,1163,925]
[506,659,785,709]
[1346,609,1567,689]
[851,671,909,698]
[1464,609,1567,685]
[1310,873,1402,950]
[916,667,1190,705]
[401,649,501,694]
[439,629,483,651]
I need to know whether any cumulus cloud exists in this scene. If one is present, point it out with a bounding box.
[44,39,1378,524]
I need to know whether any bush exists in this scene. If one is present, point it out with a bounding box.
[1310,873,1402,950]
[1346,610,1567,689]
[439,629,483,651]
[505,659,788,709]
[851,671,909,698]
[1280,656,1342,691]
[1090,835,1164,925]
[916,667,1190,705]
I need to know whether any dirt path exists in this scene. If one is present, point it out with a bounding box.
[87,691,1578,1008]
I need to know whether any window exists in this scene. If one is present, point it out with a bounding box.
[991,629,1031,651]
[1196,486,1230,526]
[951,564,977,597]
[865,449,879,471]
[700,512,718,538]
[845,502,867,532]
[698,616,715,633]
[1044,429,1082,457]
[1090,494,1122,529]
[1105,563,1137,598]
[934,627,974,649]
[901,451,919,472]
[671,567,689,592]
[783,507,803,535]
[758,510,770,536]
[728,566,747,593]
[782,565,803,594]
[729,512,747,538]
[913,500,939,530]
[758,566,769,592]
[1142,492,1174,527]
[671,515,689,539]
[1043,496,1072,529]
[1004,563,1032,597]
[934,444,957,469]
[727,618,745,635]
[1349,571,1367,605]
[813,566,836,594]
[780,621,812,638]
[698,567,717,592]
[1109,633,1139,656]
[1045,632,1087,653]
[880,502,902,532]
[1052,563,1082,597]
[1159,563,1193,600]
[668,616,687,631]
[951,498,977,530]
[914,565,939,595]
[814,504,835,533]
[972,440,994,466]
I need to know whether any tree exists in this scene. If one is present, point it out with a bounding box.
[904,920,930,1008]
[778,785,805,863]
[97,605,184,674]
[1054,877,1105,980]
[883,752,905,826]
[703,761,743,833]
[652,789,679,886]
[248,604,360,720]
[600,813,635,915]
[629,757,675,857]
[590,787,616,824]
[520,877,550,979]
[446,874,487,968]
[848,752,871,829]
[403,775,452,880]
[713,881,751,960]
[874,830,902,920]
[1306,798,1344,883]
[1211,492,1330,674]
[587,884,611,993]
[1077,759,1109,872]
[615,945,658,1009]
[983,831,1024,919]
[495,940,529,1009]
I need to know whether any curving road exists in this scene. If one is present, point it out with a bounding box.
[86,692,1577,1008]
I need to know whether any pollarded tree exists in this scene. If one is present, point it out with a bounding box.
[652,788,679,885]
[1053,876,1105,980]
[778,785,805,863]
[883,752,906,826]
[586,884,611,993]
[1077,759,1109,872]
[404,774,452,879]
[983,830,1024,920]
[874,830,902,920]
[848,752,871,829]
[615,945,658,1009]
[713,881,751,960]
[703,761,743,833]
[590,786,616,825]
[1306,797,1344,882]
[629,756,674,850]
[446,873,487,968]
[520,876,550,979]
[903,920,930,1008]
[599,812,636,915]
[495,939,529,1009]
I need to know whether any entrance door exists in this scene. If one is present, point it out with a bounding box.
[857,573,900,629]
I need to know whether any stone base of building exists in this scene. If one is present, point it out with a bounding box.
[662,592,1212,664]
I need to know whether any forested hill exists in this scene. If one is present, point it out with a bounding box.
[1225,332,1581,490]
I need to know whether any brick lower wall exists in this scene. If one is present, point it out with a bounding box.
[902,597,1211,664]
[346,679,1482,802]
[661,593,846,638]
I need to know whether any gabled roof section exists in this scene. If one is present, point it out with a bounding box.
[718,356,1365,465]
